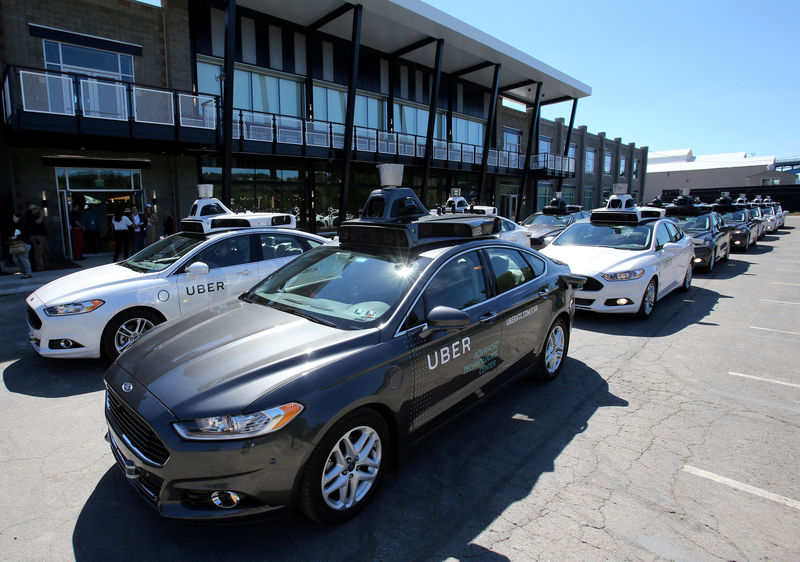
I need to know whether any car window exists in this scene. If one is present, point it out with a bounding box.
[421,251,487,314]
[501,218,515,232]
[665,222,683,242]
[655,224,672,249]
[522,253,546,278]
[259,233,306,259]
[191,235,252,270]
[123,233,206,273]
[486,248,535,294]
[522,213,570,227]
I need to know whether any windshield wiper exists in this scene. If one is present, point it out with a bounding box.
[269,301,338,327]
[118,261,148,273]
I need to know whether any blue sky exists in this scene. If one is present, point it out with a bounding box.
[427,0,799,159]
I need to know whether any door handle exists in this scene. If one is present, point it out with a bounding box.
[239,269,255,275]
[538,288,551,297]
[479,312,497,324]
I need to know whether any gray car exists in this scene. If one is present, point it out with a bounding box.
[104,188,583,524]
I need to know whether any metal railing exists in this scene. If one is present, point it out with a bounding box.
[4,65,576,175]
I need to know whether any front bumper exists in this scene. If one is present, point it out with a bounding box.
[692,246,712,266]
[26,293,103,358]
[571,275,647,314]
[730,232,750,250]
[104,365,311,520]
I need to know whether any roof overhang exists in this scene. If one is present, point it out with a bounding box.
[236,0,591,106]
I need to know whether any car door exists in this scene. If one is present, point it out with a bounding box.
[485,247,553,380]
[174,234,258,317]
[399,250,504,435]
[653,222,678,291]
[665,221,691,283]
[257,232,319,279]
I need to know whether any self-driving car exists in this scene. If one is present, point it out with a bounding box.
[713,198,759,251]
[103,175,583,524]
[540,194,694,319]
[520,199,590,249]
[27,218,327,359]
[665,200,730,272]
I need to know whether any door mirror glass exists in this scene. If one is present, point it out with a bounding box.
[186,261,209,276]
[420,306,470,339]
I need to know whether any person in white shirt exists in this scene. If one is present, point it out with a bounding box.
[111,209,133,261]
[129,205,147,254]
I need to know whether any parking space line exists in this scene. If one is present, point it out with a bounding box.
[770,282,800,287]
[761,299,800,306]
[728,371,800,389]
[683,465,800,511]
[750,326,800,336]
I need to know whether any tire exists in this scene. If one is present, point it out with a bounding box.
[102,308,162,360]
[299,409,389,525]
[636,278,657,320]
[533,318,569,382]
[679,263,692,292]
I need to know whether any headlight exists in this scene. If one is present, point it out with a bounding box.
[691,238,712,247]
[172,402,303,441]
[43,299,104,316]
[602,269,645,281]
[733,229,745,234]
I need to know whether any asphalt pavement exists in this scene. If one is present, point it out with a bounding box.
[0,219,798,560]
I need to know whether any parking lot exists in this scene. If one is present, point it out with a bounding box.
[1,218,798,561]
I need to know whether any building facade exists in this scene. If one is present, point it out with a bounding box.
[0,0,644,260]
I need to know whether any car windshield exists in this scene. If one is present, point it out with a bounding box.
[521,213,571,227]
[671,215,711,231]
[552,222,653,250]
[244,247,431,330]
[762,207,774,216]
[120,233,206,273]
[721,211,747,222]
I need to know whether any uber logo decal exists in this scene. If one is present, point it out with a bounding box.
[426,337,471,370]
[186,281,225,296]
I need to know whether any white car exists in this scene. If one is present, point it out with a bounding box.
[26,225,328,359]
[540,195,695,319]
[496,216,533,246]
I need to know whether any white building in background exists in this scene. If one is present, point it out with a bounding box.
[644,149,796,202]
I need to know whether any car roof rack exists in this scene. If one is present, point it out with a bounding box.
[590,194,664,224]
[665,204,707,217]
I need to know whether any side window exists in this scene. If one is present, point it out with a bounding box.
[191,236,252,270]
[259,233,306,259]
[522,253,546,278]
[655,224,671,249]
[400,298,426,333]
[665,222,683,242]
[486,248,535,294]
[421,251,487,314]
[305,238,323,249]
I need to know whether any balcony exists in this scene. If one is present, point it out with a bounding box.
[2,65,575,178]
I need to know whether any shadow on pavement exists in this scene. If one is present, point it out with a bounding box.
[73,358,625,561]
[575,285,731,337]
[694,255,750,280]
[3,354,107,397]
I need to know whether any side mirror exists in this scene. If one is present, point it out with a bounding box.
[419,306,470,339]
[186,261,209,277]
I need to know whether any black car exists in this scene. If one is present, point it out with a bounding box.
[520,199,590,249]
[665,204,731,271]
[713,198,758,251]
[104,184,584,524]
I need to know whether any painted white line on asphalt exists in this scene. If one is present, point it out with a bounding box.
[683,465,800,511]
[770,282,800,287]
[728,371,800,389]
[761,299,800,306]
[750,326,800,336]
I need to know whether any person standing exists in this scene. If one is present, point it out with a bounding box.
[24,204,49,271]
[82,204,100,254]
[8,229,32,278]
[129,204,146,254]
[145,204,159,245]
[111,209,132,262]
[162,209,175,236]
[69,202,84,260]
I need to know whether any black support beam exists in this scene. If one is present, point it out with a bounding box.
[337,4,362,229]
[499,79,537,92]
[421,38,444,202]
[391,36,436,58]
[308,3,354,30]
[516,82,541,221]
[220,0,236,206]
[477,64,501,204]
[450,60,493,77]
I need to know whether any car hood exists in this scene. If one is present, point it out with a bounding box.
[523,225,563,238]
[31,263,150,304]
[115,298,379,419]
[540,244,648,276]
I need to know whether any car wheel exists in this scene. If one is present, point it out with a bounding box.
[679,263,692,292]
[102,308,162,360]
[706,250,715,273]
[534,318,569,382]
[636,278,657,320]
[300,409,389,525]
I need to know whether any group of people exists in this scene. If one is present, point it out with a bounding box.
[7,200,178,278]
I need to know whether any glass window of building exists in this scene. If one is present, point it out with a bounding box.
[451,115,483,146]
[568,143,576,159]
[44,40,134,81]
[394,103,446,139]
[539,136,552,155]
[633,159,640,179]
[603,151,612,175]
[619,155,627,177]
[585,148,595,173]
[503,128,522,152]
[583,186,594,209]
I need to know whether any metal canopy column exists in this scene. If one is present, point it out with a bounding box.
[516,81,541,222]
[220,0,236,207]
[478,64,501,204]
[337,4,362,229]
[421,39,444,202]
[555,98,578,195]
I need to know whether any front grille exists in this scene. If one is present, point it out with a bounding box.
[575,298,595,306]
[106,389,170,466]
[529,237,543,247]
[109,434,164,502]
[27,305,42,329]
[581,277,604,291]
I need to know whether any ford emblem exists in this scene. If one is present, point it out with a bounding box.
[121,382,133,393]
